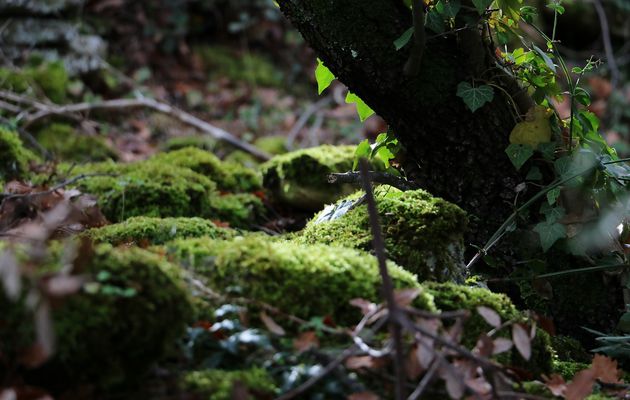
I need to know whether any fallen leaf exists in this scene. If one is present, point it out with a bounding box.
[565,368,596,400]
[477,306,501,328]
[259,311,285,336]
[349,298,377,316]
[512,323,531,361]
[347,392,380,400]
[439,365,465,399]
[473,334,494,357]
[591,354,621,384]
[293,331,319,353]
[394,288,420,307]
[492,338,513,355]
[543,374,567,397]
[346,356,377,370]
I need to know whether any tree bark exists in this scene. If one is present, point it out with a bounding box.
[277,0,528,244]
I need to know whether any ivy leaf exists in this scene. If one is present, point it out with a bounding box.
[574,87,591,106]
[315,58,335,95]
[456,82,494,112]
[496,0,523,21]
[546,186,561,205]
[472,0,493,14]
[353,139,371,170]
[346,91,375,122]
[435,0,461,18]
[394,27,414,50]
[426,9,446,33]
[534,220,566,252]
[505,144,533,170]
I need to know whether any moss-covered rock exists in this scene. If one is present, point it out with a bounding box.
[208,193,265,228]
[261,145,366,210]
[149,147,262,192]
[36,123,117,162]
[84,216,236,246]
[0,126,38,181]
[0,61,68,103]
[162,135,217,152]
[165,236,435,325]
[297,186,468,282]
[66,161,218,222]
[0,244,194,388]
[254,135,289,155]
[425,282,554,376]
[182,368,277,400]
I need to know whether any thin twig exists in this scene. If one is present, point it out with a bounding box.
[0,173,116,201]
[329,171,418,192]
[590,0,620,87]
[359,158,406,400]
[0,91,271,161]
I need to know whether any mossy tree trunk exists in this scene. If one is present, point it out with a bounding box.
[277,0,533,243]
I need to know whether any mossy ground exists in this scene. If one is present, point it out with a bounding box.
[36,123,117,162]
[164,235,434,326]
[0,61,68,103]
[84,216,236,246]
[0,243,193,388]
[0,126,39,181]
[297,186,468,282]
[195,45,282,87]
[182,368,277,400]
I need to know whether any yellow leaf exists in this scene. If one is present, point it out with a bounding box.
[509,105,553,148]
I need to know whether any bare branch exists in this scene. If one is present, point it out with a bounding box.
[0,91,271,161]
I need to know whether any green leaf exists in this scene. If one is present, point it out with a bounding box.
[519,5,538,23]
[534,220,566,252]
[505,144,533,170]
[472,0,493,14]
[456,82,494,112]
[533,44,556,72]
[436,0,461,18]
[496,0,523,21]
[546,186,561,205]
[540,202,566,223]
[315,58,335,95]
[537,142,556,161]
[426,9,446,33]
[346,91,375,122]
[394,27,414,50]
[546,2,565,14]
[526,166,543,181]
[574,86,591,106]
[353,139,371,170]
[572,66,583,74]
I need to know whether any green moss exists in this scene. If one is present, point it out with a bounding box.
[0,61,68,103]
[297,186,468,282]
[182,368,277,400]
[195,45,282,87]
[0,126,38,181]
[208,193,265,228]
[150,147,262,192]
[254,135,288,155]
[425,282,554,376]
[551,335,591,363]
[165,236,435,325]
[0,244,193,388]
[84,216,236,246]
[261,145,365,210]
[162,136,218,152]
[552,360,590,380]
[36,123,117,162]
[67,160,218,222]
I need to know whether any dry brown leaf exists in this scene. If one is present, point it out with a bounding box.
[591,354,621,384]
[473,334,494,358]
[293,331,319,353]
[405,345,423,380]
[440,365,465,399]
[477,306,501,329]
[543,374,567,397]
[492,338,513,355]
[394,288,420,307]
[259,311,286,336]
[349,298,377,316]
[512,323,531,361]
[346,356,377,370]
[565,368,596,400]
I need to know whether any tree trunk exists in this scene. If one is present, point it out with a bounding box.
[277,0,529,244]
